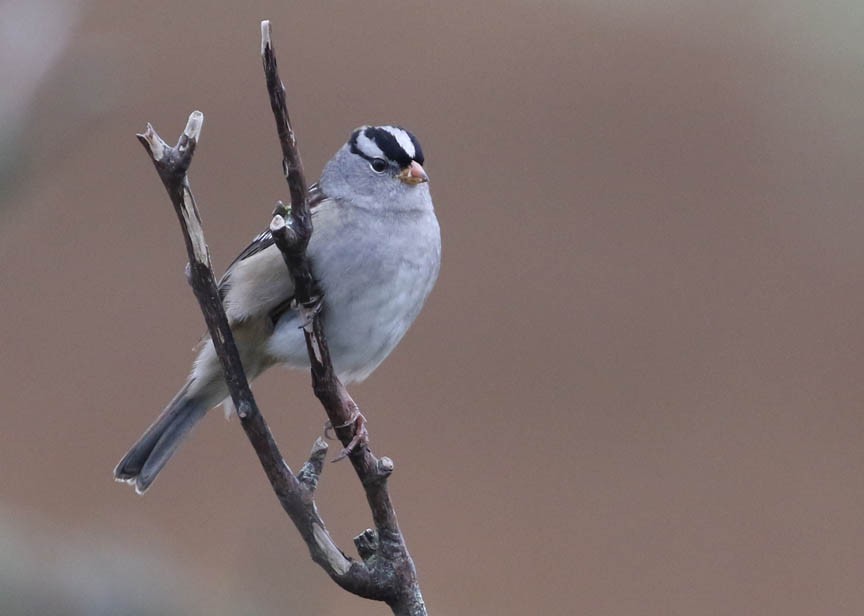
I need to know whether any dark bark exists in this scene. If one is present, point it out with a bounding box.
[132,20,426,616]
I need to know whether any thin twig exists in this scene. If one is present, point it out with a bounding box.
[262,20,426,616]
[136,115,378,598]
[134,19,428,615]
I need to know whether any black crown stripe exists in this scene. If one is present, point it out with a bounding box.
[349,126,424,169]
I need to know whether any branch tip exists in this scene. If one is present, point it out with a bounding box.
[377,457,395,477]
[136,123,166,161]
[305,436,328,471]
[261,20,272,56]
[297,436,329,489]
[184,111,204,141]
[354,529,379,561]
[311,436,329,455]
[270,214,286,233]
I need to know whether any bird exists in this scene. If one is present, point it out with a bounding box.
[114,125,441,494]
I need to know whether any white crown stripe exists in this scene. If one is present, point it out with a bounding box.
[355,132,386,160]
[381,126,416,160]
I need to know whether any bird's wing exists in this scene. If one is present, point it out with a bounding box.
[218,183,329,324]
[219,182,327,288]
[218,230,276,292]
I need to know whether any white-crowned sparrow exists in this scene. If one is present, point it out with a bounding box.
[115,125,441,493]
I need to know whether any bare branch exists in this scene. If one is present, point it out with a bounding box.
[134,19,428,616]
[261,21,426,616]
[135,115,377,598]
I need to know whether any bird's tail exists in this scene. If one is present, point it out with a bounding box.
[115,321,275,493]
[114,381,214,494]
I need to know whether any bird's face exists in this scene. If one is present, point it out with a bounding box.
[320,125,431,211]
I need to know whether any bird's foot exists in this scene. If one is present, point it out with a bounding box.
[295,295,323,331]
[324,410,368,461]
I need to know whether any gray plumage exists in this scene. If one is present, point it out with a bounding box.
[115,126,440,493]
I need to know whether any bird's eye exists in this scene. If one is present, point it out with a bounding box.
[370,158,387,173]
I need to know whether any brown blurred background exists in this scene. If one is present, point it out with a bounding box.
[2,1,864,614]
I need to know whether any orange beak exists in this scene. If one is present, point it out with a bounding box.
[398,160,428,185]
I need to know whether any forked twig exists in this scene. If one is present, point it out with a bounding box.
[133,20,426,616]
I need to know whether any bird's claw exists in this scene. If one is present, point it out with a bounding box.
[295,295,323,331]
[323,410,368,462]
